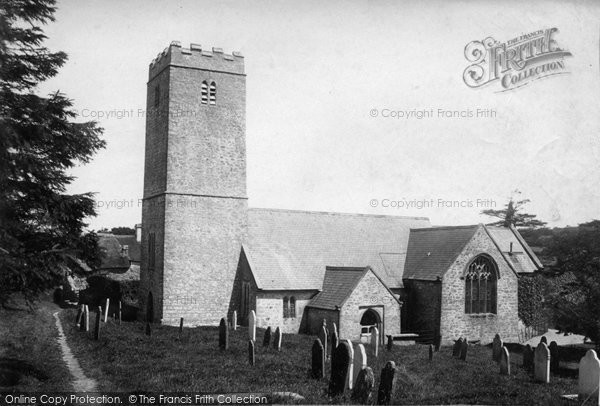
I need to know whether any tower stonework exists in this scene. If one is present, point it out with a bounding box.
[140,42,247,325]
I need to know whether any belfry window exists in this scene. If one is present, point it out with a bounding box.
[201,81,208,104]
[209,81,216,105]
[465,255,497,314]
[154,85,160,108]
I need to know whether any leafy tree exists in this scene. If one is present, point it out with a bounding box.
[110,226,135,235]
[0,0,105,304]
[481,190,547,228]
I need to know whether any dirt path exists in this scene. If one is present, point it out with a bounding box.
[53,311,97,392]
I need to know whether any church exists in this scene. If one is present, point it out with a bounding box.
[139,42,543,345]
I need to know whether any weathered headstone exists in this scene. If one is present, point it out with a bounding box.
[219,318,229,350]
[263,326,272,347]
[499,346,510,375]
[331,330,339,352]
[83,305,89,332]
[534,342,550,383]
[118,301,122,325]
[273,326,282,351]
[492,334,503,362]
[523,344,534,371]
[179,317,184,335]
[354,343,367,384]
[377,361,397,405]
[103,298,110,323]
[387,335,393,351]
[452,337,462,357]
[318,325,328,360]
[311,339,325,379]
[329,341,351,397]
[429,344,433,362]
[459,337,468,361]
[578,349,600,404]
[75,304,84,326]
[549,341,560,373]
[248,310,256,342]
[372,327,379,357]
[346,339,354,390]
[248,340,255,366]
[332,322,338,337]
[145,322,151,336]
[540,336,547,345]
[94,306,101,340]
[232,310,237,331]
[351,366,374,404]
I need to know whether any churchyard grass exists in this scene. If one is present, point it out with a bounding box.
[60,309,578,405]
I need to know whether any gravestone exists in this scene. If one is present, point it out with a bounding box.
[549,341,559,373]
[328,341,351,397]
[372,327,379,357]
[459,338,468,361]
[534,342,550,383]
[248,340,255,366]
[248,310,256,342]
[331,330,339,352]
[434,331,441,352]
[232,311,237,331]
[523,344,534,371]
[578,349,600,404]
[540,336,547,345]
[332,322,338,337]
[118,301,122,325]
[273,327,282,351]
[83,305,89,332]
[263,327,272,347]
[219,318,229,350]
[346,339,354,390]
[145,322,151,336]
[492,334,503,362]
[387,336,393,351]
[499,346,510,375]
[103,298,110,323]
[452,338,462,357]
[377,361,397,405]
[311,339,325,379]
[179,317,184,335]
[429,344,433,362]
[75,305,84,326]
[318,326,328,360]
[351,366,374,404]
[354,344,367,384]
[94,306,101,340]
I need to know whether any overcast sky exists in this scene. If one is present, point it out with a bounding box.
[38,0,599,230]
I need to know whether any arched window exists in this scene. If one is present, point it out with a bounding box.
[209,81,216,105]
[201,81,208,104]
[465,255,497,314]
[283,296,289,318]
[154,85,160,108]
[290,296,296,318]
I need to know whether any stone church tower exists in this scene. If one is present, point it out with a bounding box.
[140,42,247,325]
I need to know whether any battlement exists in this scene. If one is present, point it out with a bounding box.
[148,41,245,81]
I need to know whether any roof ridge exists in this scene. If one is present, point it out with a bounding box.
[248,207,430,221]
[411,224,481,232]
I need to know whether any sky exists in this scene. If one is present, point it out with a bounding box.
[37,0,600,230]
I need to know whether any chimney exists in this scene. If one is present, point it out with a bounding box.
[121,245,129,257]
[135,223,142,243]
[509,242,513,254]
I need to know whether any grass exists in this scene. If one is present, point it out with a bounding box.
[59,308,579,405]
[0,297,72,391]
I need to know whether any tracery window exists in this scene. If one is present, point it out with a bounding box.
[465,255,497,314]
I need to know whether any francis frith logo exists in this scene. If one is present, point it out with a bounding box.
[463,28,572,92]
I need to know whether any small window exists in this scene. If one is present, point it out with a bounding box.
[290,296,296,318]
[283,296,289,318]
[154,85,160,108]
[209,82,216,105]
[201,81,208,104]
[148,232,156,270]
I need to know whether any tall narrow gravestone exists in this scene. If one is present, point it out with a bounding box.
[549,341,560,373]
[318,325,328,360]
[248,310,256,342]
[499,347,510,375]
[452,338,462,357]
[352,366,374,404]
[372,327,379,357]
[248,340,255,366]
[263,327,272,347]
[523,344,534,371]
[354,343,367,384]
[232,311,237,331]
[331,330,339,352]
[118,301,122,325]
[219,318,228,350]
[103,298,110,323]
[329,341,351,397]
[94,306,101,340]
[492,334,503,362]
[377,361,397,405]
[387,335,393,351]
[578,349,600,404]
[346,339,354,390]
[273,327,282,351]
[83,305,89,332]
[179,317,184,335]
[459,337,468,361]
[534,342,550,383]
[311,339,325,379]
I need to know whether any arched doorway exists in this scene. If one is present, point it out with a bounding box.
[360,308,382,344]
[146,292,154,323]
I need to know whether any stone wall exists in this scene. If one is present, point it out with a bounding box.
[255,291,316,334]
[306,307,340,336]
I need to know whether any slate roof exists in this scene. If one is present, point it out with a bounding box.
[98,233,130,271]
[403,224,543,281]
[244,208,431,290]
[114,235,141,263]
[308,267,368,310]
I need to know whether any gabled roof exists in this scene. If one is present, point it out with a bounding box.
[98,233,130,271]
[485,225,543,272]
[244,208,431,290]
[403,225,479,281]
[308,267,368,310]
